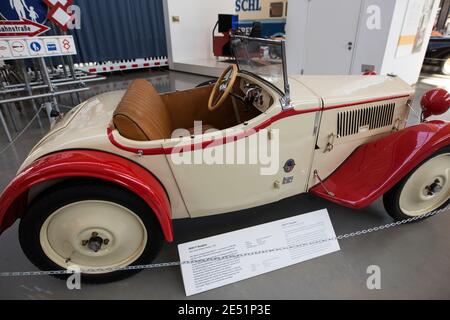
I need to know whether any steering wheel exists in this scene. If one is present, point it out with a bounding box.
[208,64,238,111]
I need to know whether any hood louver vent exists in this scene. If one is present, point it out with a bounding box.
[337,103,395,137]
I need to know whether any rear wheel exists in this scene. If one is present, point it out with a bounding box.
[383,146,450,222]
[19,182,164,283]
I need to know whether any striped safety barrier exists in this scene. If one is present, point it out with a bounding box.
[75,57,169,74]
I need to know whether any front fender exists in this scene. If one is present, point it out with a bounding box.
[310,121,450,209]
[0,150,173,242]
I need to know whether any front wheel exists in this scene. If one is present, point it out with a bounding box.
[441,55,450,76]
[383,146,450,222]
[19,182,164,283]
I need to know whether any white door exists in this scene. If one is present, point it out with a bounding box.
[165,123,283,218]
[302,0,362,75]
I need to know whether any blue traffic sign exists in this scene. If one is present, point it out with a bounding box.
[0,0,48,25]
[29,41,41,52]
[46,43,57,51]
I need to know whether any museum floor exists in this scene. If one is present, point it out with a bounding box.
[0,69,449,300]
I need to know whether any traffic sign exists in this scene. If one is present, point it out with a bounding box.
[47,1,73,31]
[0,19,50,37]
[0,0,49,25]
[27,38,45,55]
[30,41,41,52]
[10,39,28,57]
[43,0,72,9]
[0,35,77,60]
[59,36,75,54]
[0,40,13,58]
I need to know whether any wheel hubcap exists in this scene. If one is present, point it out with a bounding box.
[82,232,110,253]
[40,201,147,274]
[424,179,444,196]
[400,153,450,216]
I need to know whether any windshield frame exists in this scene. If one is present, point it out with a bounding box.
[230,35,291,108]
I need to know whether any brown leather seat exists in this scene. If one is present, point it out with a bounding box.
[114,80,216,141]
[113,79,173,141]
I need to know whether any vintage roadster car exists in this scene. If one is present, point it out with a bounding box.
[0,36,449,282]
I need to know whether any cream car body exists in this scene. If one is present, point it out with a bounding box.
[20,73,413,220]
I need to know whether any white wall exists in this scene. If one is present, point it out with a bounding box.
[286,0,439,85]
[286,0,397,76]
[350,0,396,74]
[380,0,440,85]
[163,0,234,67]
[285,0,310,75]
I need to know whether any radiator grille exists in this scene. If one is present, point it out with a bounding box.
[337,103,395,137]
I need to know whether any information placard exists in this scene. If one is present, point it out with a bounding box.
[179,209,340,296]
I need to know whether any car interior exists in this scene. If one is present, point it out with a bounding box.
[112,72,274,141]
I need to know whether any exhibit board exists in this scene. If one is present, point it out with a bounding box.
[396,0,435,58]
[179,209,340,296]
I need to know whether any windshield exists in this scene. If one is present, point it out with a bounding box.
[231,36,287,95]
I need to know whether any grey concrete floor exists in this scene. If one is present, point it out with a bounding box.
[0,69,449,300]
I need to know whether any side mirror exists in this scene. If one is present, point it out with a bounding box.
[421,88,450,120]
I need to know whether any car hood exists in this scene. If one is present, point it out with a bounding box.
[289,75,414,107]
[19,90,126,172]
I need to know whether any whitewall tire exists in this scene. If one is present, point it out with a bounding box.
[19,181,164,283]
[383,146,450,222]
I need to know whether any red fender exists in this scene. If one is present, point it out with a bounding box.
[311,121,450,209]
[0,150,173,242]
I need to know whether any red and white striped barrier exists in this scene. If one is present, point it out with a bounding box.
[74,57,168,74]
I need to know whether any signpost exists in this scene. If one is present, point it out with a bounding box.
[0,1,90,145]
[0,19,50,37]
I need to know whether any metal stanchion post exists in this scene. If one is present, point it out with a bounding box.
[0,64,19,132]
[0,106,12,143]
[5,102,19,132]
[48,57,57,76]
[60,55,68,79]
[19,60,43,129]
[38,57,59,112]
[67,54,82,104]
[61,27,82,106]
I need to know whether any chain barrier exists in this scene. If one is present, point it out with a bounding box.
[1,206,448,278]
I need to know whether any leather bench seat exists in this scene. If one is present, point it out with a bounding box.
[113,79,216,141]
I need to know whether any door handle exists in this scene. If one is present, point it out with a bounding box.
[348,42,353,50]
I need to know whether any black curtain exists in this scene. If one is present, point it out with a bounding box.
[69,0,167,63]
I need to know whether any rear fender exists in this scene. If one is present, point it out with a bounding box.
[310,121,450,209]
[0,150,173,242]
